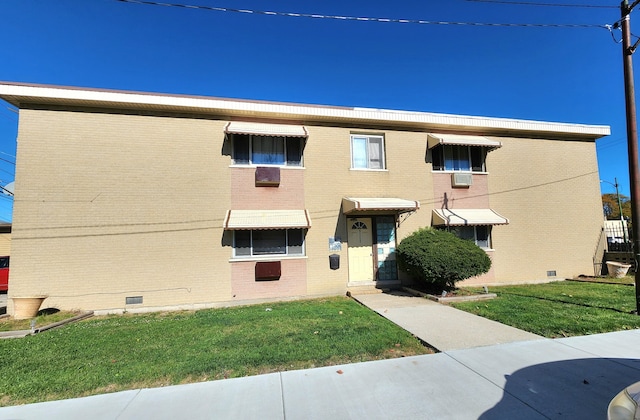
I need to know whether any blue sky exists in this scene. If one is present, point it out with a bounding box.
[0,0,633,222]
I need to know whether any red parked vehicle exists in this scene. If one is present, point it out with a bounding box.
[0,256,9,292]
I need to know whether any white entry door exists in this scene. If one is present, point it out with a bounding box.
[347,218,374,282]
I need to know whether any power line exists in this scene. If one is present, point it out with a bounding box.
[115,0,609,29]
[465,0,617,9]
[0,156,15,166]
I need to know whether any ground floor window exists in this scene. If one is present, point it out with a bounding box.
[447,225,491,249]
[234,229,305,257]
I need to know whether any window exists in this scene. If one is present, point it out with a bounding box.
[233,229,305,257]
[232,134,304,166]
[447,225,491,249]
[351,134,385,170]
[432,145,486,172]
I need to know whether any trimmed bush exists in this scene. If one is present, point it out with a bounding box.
[397,228,491,290]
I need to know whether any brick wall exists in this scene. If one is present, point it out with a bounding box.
[230,259,307,300]
[231,167,305,209]
[432,172,490,209]
[10,109,232,312]
[8,106,604,312]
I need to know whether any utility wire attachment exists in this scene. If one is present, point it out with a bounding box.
[607,23,623,43]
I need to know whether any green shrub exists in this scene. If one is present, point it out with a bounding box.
[397,228,491,290]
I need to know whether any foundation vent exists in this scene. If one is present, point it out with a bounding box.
[126,296,143,305]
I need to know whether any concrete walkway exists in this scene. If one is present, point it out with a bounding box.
[2,293,640,419]
[351,291,543,351]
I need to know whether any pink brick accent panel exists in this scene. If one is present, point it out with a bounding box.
[231,258,307,300]
[231,168,304,209]
[458,250,496,286]
[432,172,490,209]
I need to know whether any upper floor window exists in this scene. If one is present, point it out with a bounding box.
[233,229,305,258]
[351,134,385,170]
[232,134,304,166]
[432,145,487,172]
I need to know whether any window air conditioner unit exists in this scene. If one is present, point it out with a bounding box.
[451,172,473,187]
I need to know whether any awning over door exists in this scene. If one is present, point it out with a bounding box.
[427,133,502,150]
[342,197,420,214]
[432,209,509,226]
[223,209,311,230]
[225,122,308,137]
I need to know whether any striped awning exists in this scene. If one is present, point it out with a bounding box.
[342,197,420,214]
[432,209,509,226]
[223,209,311,230]
[225,122,308,137]
[427,133,502,150]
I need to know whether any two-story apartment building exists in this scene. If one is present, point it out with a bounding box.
[0,82,609,314]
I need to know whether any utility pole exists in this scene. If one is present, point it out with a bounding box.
[620,0,640,314]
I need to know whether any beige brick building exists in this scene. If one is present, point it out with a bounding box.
[0,82,609,314]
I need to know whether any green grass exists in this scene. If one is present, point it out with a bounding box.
[452,281,640,338]
[0,310,82,332]
[0,297,430,406]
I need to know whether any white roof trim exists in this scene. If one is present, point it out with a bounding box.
[343,197,420,214]
[0,83,611,138]
[427,133,502,149]
[432,209,509,226]
[223,209,311,230]
[225,121,307,137]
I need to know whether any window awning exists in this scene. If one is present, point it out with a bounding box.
[342,197,420,214]
[427,133,502,150]
[432,209,509,226]
[225,122,308,137]
[223,209,311,230]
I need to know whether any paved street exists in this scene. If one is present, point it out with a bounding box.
[0,292,6,315]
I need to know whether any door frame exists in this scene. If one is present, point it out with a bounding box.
[346,215,399,284]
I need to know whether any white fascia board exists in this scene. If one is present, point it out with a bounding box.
[0,82,611,138]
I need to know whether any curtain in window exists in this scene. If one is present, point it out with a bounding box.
[287,230,304,255]
[444,146,471,171]
[233,134,250,164]
[352,137,368,169]
[252,230,287,255]
[475,226,490,249]
[431,146,444,170]
[368,137,383,169]
[286,138,303,166]
[253,136,285,165]
[234,230,252,256]
[470,147,485,172]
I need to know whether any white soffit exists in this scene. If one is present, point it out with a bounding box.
[343,197,420,214]
[427,133,502,149]
[432,209,509,226]
[0,82,611,138]
[225,121,308,137]
[223,209,311,230]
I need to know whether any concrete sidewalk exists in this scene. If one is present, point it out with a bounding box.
[2,293,640,419]
[351,291,543,351]
[2,330,640,419]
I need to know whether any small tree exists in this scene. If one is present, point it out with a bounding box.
[397,228,491,291]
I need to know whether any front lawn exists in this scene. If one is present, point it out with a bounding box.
[0,296,430,406]
[451,280,640,337]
